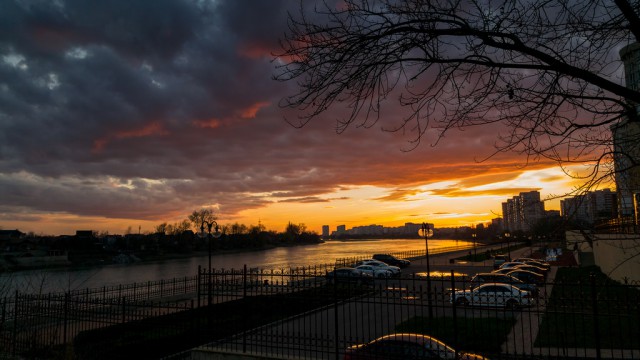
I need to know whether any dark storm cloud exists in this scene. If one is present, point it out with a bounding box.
[0,0,542,230]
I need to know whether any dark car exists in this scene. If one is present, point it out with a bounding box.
[344,333,488,360]
[506,269,545,286]
[492,254,510,269]
[518,259,551,271]
[372,254,411,268]
[511,264,548,277]
[513,257,551,269]
[326,267,373,285]
[469,273,538,296]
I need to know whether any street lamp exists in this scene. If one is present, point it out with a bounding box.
[419,222,434,320]
[472,232,477,260]
[504,232,511,259]
[197,220,222,306]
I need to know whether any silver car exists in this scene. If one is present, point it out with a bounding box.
[451,283,535,309]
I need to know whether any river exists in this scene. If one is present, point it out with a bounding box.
[1,238,472,295]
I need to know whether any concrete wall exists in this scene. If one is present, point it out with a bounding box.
[566,231,640,284]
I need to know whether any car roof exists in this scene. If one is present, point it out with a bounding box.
[507,269,543,277]
[374,333,452,350]
[473,273,520,280]
[476,282,517,289]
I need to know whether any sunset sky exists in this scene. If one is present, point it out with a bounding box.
[0,0,603,236]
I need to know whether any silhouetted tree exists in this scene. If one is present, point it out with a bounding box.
[188,208,218,231]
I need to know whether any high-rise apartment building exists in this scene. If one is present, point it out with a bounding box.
[501,191,545,232]
[614,43,640,218]
[560,189,617,225]
[322,225,330,238]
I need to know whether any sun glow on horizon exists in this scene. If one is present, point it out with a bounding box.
[3,166,585,236]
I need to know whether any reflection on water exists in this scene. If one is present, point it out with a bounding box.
[2,238,471,294]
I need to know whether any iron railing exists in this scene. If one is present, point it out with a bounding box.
[1,264,638,359]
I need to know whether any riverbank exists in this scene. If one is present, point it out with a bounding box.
[0,242,322,273]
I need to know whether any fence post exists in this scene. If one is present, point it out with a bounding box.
[450,270,458,359]
[63,292,69,347]
[12,291,18,357]
[590,274,601,360]
[243,265,247,353]
[121,297,126,323]
[197,265,201,308]
[1,296,5,329]
[243,264,247,299]
[333,269,339,360]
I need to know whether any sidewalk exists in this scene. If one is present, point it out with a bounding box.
[408,243,534,274]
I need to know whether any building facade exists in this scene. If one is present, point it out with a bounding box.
[501,191,545,233]
[560,189,617,226]
[615,43,640,219]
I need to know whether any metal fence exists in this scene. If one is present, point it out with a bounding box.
[0,276,199,358]
[1,263,639,359]
[193,268,640,360]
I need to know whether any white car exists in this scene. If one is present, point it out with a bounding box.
[451,283,535,309]
[358,260,401,276]
[355,265,393,278]
[499,261,526,270]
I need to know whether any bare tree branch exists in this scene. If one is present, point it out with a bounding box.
[274,0,640,190]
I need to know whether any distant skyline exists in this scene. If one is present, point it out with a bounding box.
[0,1,603,236]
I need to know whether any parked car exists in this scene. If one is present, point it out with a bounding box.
[505,269,545,286]
[498,261,526,270]
[492,254,510,269]
[451,283,535,309]
[343,333,489,360]
[326,267,373,285]
[357,260,401,276]
[468,273,539,296]
[373,254,411,268]
[511,264,548,277]
[491,267,515,275]
[513,258,551,270]
[500,261,548,276]
[355,264,393,278]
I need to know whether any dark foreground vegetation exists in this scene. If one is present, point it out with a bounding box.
[536,266,640,349]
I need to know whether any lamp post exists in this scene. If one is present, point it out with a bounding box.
[198,220,222,306]
[420,222,434,320]
[472,232,477,261]
[504,232,511,260]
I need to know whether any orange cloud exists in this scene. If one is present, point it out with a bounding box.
[429,187,541,197]
[192,118,223,129]
[374,189,424,202]
[240,101,270,119]
[92,122,169,152]
[192,102,270,129]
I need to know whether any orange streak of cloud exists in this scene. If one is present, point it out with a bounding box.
[429,187,541,197]
[240,101,270,119]
[374,189,424,202]
[192,118,223,129]
[193,102,270,129]
[92,122,169,153]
